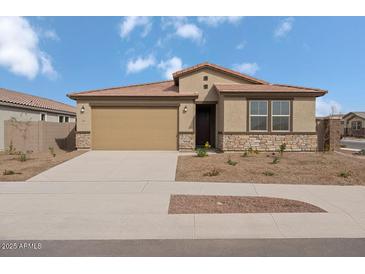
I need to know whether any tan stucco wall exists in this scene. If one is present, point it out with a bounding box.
[0,105,73,151]
[293,97,316,132]
[179,68,254,102]
[179,101,195,132]
[76,101,92,131]
[222,96,247,132]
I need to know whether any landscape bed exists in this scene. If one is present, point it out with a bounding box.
[0,150,85,181]
[168,194,326,214]
[175,152,365,185]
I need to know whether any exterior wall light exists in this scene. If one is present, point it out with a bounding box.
[183,106,188,113]
[80,105,85,113]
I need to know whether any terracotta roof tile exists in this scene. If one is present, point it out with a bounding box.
[214,83,327,96]
[172,62,269,84]
[0,88,76,114]
[68,80,198,98]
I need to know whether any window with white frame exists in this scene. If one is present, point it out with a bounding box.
[272,101,290,131]
[65,116,69,123]
[352,121,362,130]
[58,116,64,123]
[250,101,268,131]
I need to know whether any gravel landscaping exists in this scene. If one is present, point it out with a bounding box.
[168,195,326,214]
[176,152,365,185]
[0,150,85,181]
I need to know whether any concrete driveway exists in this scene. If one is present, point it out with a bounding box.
[341,138,365,150]
[28,151,178,182]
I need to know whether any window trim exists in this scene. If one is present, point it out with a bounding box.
[249,100,268,132]
[58,115,64,123]
[40,112,47,121]
[271,100,291,132]
[65,116,69,123]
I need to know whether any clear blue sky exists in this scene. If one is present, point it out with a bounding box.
[0,16,364,115]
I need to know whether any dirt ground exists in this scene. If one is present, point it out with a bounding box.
[168,195,326,214]
[0,150,85,181]
[176,152,365,185]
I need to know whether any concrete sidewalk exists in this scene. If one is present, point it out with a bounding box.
[1,181,365,240]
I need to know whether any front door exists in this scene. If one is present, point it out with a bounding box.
[196,104,215,147]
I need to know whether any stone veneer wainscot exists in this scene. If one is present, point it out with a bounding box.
[218,133,318,152]
[76,132,91,149]
[179,132,195,151]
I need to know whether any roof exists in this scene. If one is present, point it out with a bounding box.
[0,88,76,114]
[172,62,268,84]
[214,83,327,96]
[68,80,198,99]
[343,112,365,120]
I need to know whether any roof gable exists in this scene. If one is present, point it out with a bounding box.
[343,112,365,120]
[172,62,268,85]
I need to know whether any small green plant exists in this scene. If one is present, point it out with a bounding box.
[3,169,15,175]
[203,168,220,177]
[263,171,274,176]
[338,170,351,178]
[196,147,208,157]
[204,141,211,149]
[48,146,56,157]
[271,156,280,164]
[253,148,259,154]
[19,152,27,162]
[356,149,365,156]
[279,143,287,156]
[227,157,238,166]
[247,147,254,154]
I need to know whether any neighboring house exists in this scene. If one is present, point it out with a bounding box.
[0,88,76,151]
[343,112,365,137]
[68,62,327,151]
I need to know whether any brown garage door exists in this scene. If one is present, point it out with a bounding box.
[91,106,178,150]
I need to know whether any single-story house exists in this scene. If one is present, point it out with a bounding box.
[68,62,327,151]
[0,88,76,151]
[343,112,365,137]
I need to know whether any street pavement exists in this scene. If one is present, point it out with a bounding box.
[341,138,365,150]
[2,238,365,256]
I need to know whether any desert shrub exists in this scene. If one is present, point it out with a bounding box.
[271,156,280,164]
[279,143,287,156]
[49,146,56,158]
[263,171,274,176]
[19,152,27,162]
[338,170,351,178]
[196,147,208,157]
[203,168,220,177]
[227,157,238,166]
[7,140,17,155]
[253,148,259,154]
[241,151,249,157]
[3,169,15,175]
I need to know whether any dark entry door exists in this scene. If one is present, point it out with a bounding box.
[196,104,215,147]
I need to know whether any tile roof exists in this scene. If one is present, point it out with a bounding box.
[172,62,269,84]
[214,83,327,96]
[68,80,198,98]
[0,88,76,114]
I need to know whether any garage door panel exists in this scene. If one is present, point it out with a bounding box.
[92,107,177,150]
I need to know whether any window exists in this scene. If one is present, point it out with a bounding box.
[272,101,290,131]
[352,121,362,130]
[58,116,64,123]
[250,101,268,131]
[203,84,208,89]
[65,116,69,123]
[40,113,46,121]
[203,75,208,81]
